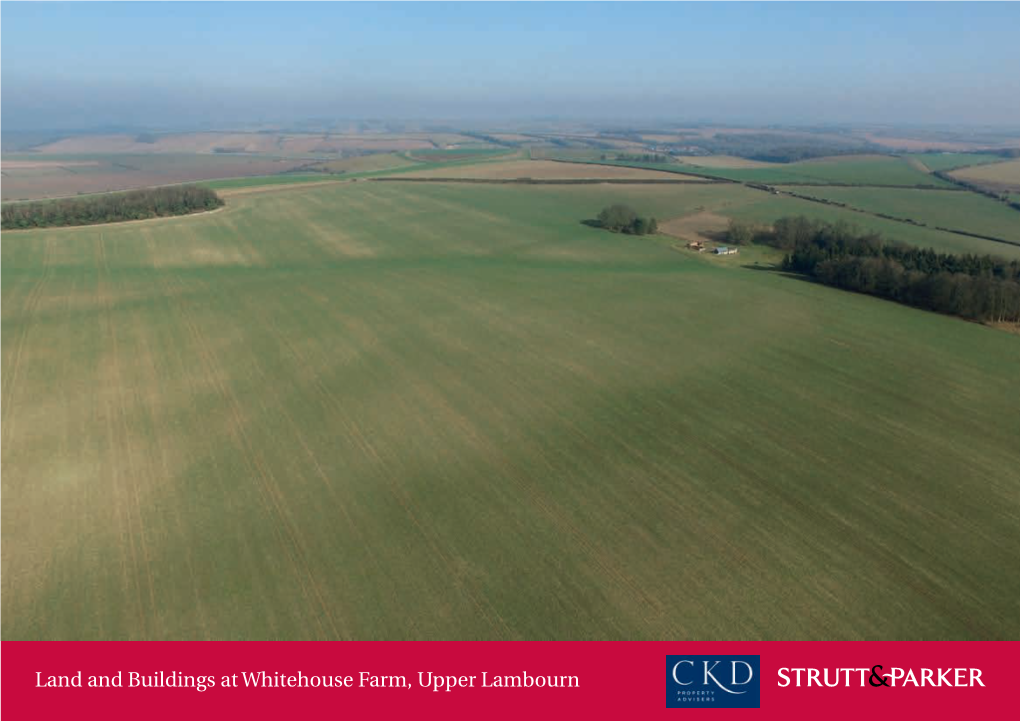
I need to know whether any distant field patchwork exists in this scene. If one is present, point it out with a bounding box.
[407,148,516,164]
[673,155,780,169]
[390,159,695,180]
[311,153,422,175]
[531,151,952,187]
[723,192,1020,259]
[1,153,311,200]
[23,132,491,156]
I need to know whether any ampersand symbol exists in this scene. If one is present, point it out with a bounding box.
[869,665,890,687]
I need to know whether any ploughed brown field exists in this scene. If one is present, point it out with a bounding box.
[950,158,1020,193]
[658,211,732,245]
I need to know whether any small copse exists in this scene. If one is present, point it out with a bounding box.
[595,204,658,235]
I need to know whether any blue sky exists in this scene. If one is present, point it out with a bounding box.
[3,2,1019,129]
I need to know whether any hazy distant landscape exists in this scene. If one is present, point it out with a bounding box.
[5,121,1020,200]
[3,2,1019,641]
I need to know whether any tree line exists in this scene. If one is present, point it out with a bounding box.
[595,204,659,235]
[2,185,224,230]
[746,216,1020,324]
[602,153,669,163]
[696,133,883,163]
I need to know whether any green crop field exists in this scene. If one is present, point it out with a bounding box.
[716,192,1020,259]
[780,186,1020,245]
[201,173,348,190]
[533,150,954,188]
[3,180,1019,641]
[911,152,1005,172]
[675,155,955,187]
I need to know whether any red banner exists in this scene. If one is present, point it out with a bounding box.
[3,642,1011,719]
